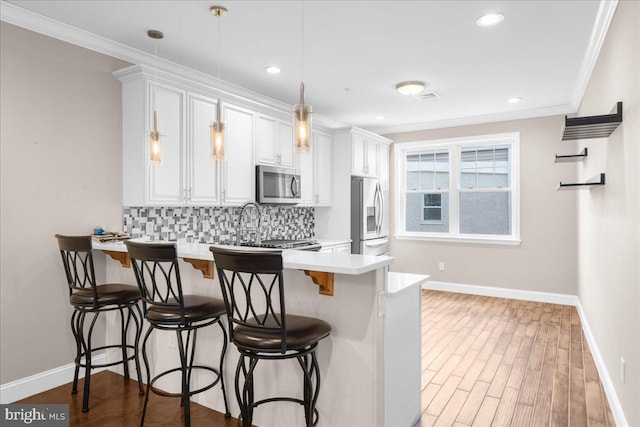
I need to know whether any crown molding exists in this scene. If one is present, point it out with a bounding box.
[571,0,619,110]
[0,0,345,129]
[367,103,574,135]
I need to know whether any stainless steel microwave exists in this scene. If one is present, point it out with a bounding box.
[256,165,301,204]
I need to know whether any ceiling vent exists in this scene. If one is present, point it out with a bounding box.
[413,91,440,101]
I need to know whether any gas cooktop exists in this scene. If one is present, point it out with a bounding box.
[240,239,321,251]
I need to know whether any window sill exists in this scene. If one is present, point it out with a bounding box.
[394,233,522,246]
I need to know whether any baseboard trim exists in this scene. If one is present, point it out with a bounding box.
[0,354,107,404]
[423,280,629,426]
[576,301,629,427]
[422,280,579,306]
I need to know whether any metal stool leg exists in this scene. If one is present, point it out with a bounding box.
[217,319,231,418]
[176,329,191,427]
[120,307,130,379]
[132,304,145,396]
[81,311,99,413]
[139,326,154,427]
[70,310,81,395]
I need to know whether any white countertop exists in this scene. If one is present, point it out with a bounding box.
[315,238,352,247]
[387,272,430,295]
[93,240,393,276]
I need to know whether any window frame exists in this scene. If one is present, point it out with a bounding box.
[394,132,521,245]
[421,193,443,224]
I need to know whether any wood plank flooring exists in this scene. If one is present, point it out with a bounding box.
[17,370,237,427]
[421,290,615,427]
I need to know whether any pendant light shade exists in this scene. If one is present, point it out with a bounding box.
[210,6,227,162]
[211,100,225,161]
[148,29,164,166]
[294,0,312,152]
[149,110,162,166]
[294,82,312,152]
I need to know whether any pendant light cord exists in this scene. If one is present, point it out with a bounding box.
[301,0,304,84]
[217,13,222,99]
[154,41,158,112]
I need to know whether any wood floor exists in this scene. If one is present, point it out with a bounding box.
[17,370,237,426]
[421,290,615,427]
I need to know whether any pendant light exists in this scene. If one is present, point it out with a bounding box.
[148,30,164,166]
[210,6,227,162]
[294,0,312,152]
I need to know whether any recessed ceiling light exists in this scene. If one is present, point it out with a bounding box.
[507,97,523,104]
[396,81,425,96]
[265,66,281,74]
[476,13,504,27]
[375,115,385,120]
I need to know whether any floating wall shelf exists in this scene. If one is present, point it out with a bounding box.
[555,147,588,163]
[561,102,622,141]
[558,173,605,191]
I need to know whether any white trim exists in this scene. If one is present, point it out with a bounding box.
[0,354,107,404]
[395,234,522,246]
[369,103,574,135]
[575,301,629,427]
[571,0,619,110]
[422,280,629,426]
[422,280,579,306]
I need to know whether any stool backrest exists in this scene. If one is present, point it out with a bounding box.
[55,235,98,307]
[210,247,287,353]
[125,241,186,322]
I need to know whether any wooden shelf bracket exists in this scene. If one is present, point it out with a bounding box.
[103,250,130,268]
[183,258,215,279]
[304,270,335,296]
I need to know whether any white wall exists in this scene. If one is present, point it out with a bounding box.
[0,23,130,383]
[575,2,640,425]
[385,115,578,295]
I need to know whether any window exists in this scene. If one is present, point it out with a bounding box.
[394,133,520,244]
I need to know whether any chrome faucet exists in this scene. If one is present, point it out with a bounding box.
[236,202,262,246]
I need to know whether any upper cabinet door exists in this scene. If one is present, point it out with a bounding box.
[365,140,379,177]
[256,115,278,166]
[314,130,333,206]
[378,143,389,183]
[222,104,255,205]
[148,82,185,204]
[278,121,296,169]
[351,133,367,176]
[188,94,219,205]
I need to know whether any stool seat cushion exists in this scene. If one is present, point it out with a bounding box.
[71,284,141,306]
[146,295,226,324]
[234,314,331,351]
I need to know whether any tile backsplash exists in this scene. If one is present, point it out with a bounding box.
[123,206,314,244]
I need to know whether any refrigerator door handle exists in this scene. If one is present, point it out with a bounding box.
[374,182,382,234]
[365,238,389,247]
[378,182,384,232]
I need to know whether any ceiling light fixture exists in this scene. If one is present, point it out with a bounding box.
[507,97,523,104]
[266,66,281,74]
[147,29,164,167]
[396,81,425,96]
[294,0,312,152]
[375,115,385,120]
[476,13,504,27]
[210,6,227,162]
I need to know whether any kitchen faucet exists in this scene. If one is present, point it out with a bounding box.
[236,202,262,246]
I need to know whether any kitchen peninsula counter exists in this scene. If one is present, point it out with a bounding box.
[94,240,420,427]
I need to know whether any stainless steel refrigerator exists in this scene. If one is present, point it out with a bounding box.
[351,176,389,255]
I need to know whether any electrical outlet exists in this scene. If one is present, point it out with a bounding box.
[438,262,445,271]
[621,357,626,384]
[168,334,177,349]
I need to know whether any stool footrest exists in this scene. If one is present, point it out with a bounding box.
[148,365,222,398]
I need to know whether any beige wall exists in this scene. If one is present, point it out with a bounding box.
[385,115,578,295]
[0,23,130,383]
[575,1,640,425]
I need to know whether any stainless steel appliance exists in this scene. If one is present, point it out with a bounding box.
[351,176,389,255]
[240,239,321,251]
[256,165,300,204]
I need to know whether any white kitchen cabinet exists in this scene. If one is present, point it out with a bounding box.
[350,130,382,178]
[147,82,186,204]
[256,114,295,169]
[188,93,220,205]
[221,104,255,205]
[378,143,390,184]
[313,130,333,206]
[297,148,314,205]
[319,241,351,254]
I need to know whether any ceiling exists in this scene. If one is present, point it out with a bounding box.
[3,1,611,132]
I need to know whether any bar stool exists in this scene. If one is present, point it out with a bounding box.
[55,234,144,412]
[210,247,332,427]
[125,241,230,427]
